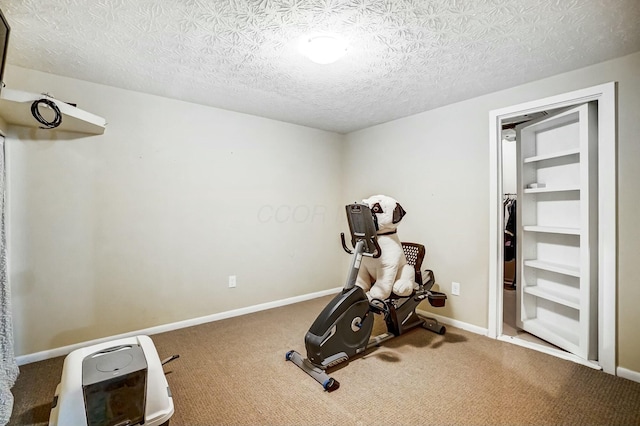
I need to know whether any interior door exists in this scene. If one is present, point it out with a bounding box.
[515,103,598,361]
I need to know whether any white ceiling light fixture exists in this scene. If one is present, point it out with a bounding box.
[298,34,348,65]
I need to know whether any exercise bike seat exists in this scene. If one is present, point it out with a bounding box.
[387,242,446,308]
[401,242,427,286]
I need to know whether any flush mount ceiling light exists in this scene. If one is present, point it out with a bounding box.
[298,34,348,64]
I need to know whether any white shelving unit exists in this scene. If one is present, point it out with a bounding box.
[0,88,106,135]
[516,103,598,361]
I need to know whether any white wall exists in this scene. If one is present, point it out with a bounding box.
[344,96,491,325]
[343,51,640,373]
[5,65,346,356]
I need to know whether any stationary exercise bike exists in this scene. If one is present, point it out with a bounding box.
[286,203,447,392]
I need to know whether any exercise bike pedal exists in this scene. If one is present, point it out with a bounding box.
[368,298,389,315]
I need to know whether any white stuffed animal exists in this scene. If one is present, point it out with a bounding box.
[356,195,416,301]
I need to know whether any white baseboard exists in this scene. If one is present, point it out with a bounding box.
[416,309,489,336]
[16,287,341,366]
[617,366,640,384]
[20,289,634,381]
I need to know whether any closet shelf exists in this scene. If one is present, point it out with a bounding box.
[524,259,580,277]
[523,225,580,235]
[524,186,580,194]
[523,148,580,163]
[521,318,580,351]
[0,88,106,135]
[523,285,580,310]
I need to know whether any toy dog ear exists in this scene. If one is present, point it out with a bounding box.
[392,203,406,223]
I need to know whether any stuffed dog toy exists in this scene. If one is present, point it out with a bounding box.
[356,195,416,301]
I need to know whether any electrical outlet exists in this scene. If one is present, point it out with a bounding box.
[228,275,237,288]
[451,281,460,296]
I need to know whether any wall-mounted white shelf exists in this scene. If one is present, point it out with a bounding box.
[0,88,106,135]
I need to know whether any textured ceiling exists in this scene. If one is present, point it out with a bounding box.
[2,0,639,134]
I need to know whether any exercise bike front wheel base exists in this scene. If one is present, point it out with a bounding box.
[323,378,340,392]
[286,350,340,392]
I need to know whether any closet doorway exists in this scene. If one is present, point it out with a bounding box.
[488,83,617,375]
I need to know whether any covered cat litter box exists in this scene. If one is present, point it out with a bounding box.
[49,335,174,426]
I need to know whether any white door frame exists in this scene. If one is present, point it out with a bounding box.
[488,82,617,375]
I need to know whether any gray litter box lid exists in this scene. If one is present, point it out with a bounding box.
[82,344,148,386]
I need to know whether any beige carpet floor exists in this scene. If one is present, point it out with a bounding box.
[8,295,640,425]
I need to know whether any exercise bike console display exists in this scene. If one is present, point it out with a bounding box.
[343,203,380,256]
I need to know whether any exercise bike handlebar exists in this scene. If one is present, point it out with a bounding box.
[340,233,353,254]
[340,232,381,258]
